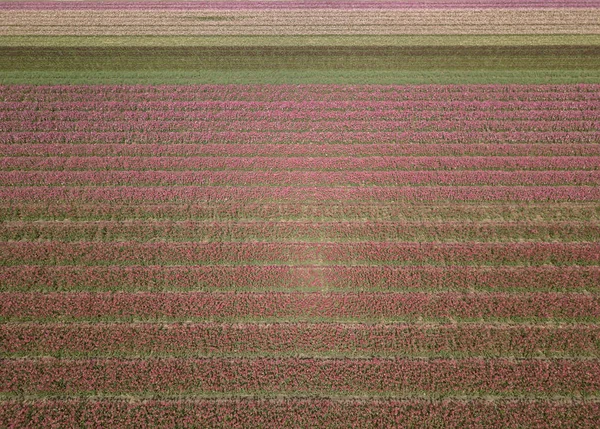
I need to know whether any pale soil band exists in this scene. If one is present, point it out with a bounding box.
[2,9,599,35]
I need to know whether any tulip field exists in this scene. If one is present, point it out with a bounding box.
[1,1,600,428]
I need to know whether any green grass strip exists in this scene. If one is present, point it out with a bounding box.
[3,46,599,71]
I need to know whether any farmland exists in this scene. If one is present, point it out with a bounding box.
[1,1,600,428]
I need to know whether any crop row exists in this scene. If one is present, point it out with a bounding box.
[5,109,600,122]
[5,24,599,36]
[4,156,598,171]
[0,242,598,266]
[1,0,594,9]
[2,292,599,322]
[1,265,598,292]
[6,27,600,38]
[2,186,598,202]
[10,9,595,19]
[3,171,599,187]
[3,201,596,222]
[5,119,600,133]
[1,398,599,429]
[2,220,597,243]
[3,130,600,144]
[5,100,600,113]
[5,143,600,158]
[3,322,600,358]
[6,82,598,91]
[3,83,599,99]
[2,357,599,396]
[24,12,595,25]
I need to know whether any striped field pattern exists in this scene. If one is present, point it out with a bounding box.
[1,1,600,428]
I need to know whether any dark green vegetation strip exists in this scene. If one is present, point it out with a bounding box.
[2,45,599,84]
[3,46,600,71]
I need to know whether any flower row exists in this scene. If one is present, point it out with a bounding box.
[1,242,598,266]
[3,170,599,187]
[5,143,598,157]
[1,292,599,322]
[2,357,599,395]
[5,155,598,171]
[1,398,599,429]
[2,185,599,202]
[3,130,600,144]
[4,100,599,113]
[1,265,597,292]
[5,119,600,133]
[4,108,599,122]
[3,322,600,358]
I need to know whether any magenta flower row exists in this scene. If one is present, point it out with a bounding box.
[4,120,600,133]
[4,143,599,157]
[2,357,599,395]
[1,265,597,292]
[1,241,598,266]
[2,292,599,321]
[2,398,599,429]
[4,155,598,171]
[3,130,600,144]
[2,185,599,202]
[3,322,600,357]
[3,108,599,122]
